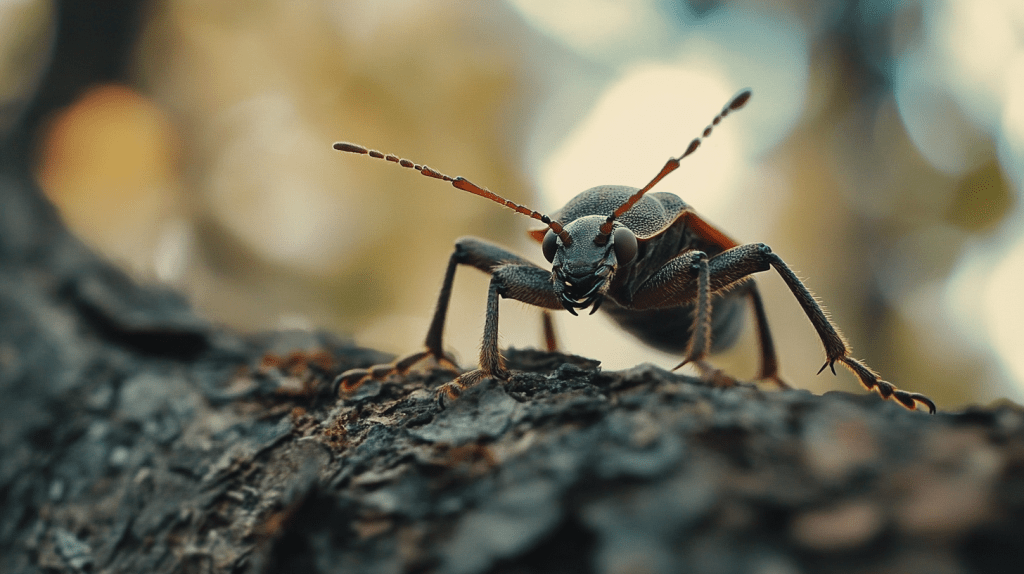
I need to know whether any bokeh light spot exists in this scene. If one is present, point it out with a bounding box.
[984,236,1024,390]
[36,83,179,267]
[540,64,743,218]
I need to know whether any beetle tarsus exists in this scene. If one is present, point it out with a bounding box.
[436,381,463,408]
[689,360,739,388]
[436,369,490,408]
[336,349,461,399]
[335,368,372,395]
[837,355,935,413]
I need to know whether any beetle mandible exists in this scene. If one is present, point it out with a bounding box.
[333,89,936,414]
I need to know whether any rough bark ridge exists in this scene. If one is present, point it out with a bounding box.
[4,262,1024,574]
[4,4,1024,573]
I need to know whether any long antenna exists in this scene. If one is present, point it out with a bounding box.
[333,142,572,247]
[594,89,752,244]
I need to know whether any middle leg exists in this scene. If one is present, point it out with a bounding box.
[739,279,789,388]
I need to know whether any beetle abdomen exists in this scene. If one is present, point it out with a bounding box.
[601,294,745,355]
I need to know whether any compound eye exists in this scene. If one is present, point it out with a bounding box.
[612,226,637,266]
[542,229,559,263]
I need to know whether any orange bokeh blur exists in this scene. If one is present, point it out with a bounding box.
[36,83,180,270]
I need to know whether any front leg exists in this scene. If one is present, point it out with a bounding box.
[629,243,935,413]
[336,237,546,396]
[436,263,561,406]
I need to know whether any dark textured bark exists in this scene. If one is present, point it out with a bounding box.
[4,4,1024,574]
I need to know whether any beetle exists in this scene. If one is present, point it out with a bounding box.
[332,89,935,414]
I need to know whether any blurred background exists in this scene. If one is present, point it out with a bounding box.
[2,0,1021,408]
